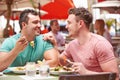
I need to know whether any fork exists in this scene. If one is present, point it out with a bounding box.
[66,59,73,67]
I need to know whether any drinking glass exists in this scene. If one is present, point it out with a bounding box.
[25,62,36,76]
[39,64,50,77]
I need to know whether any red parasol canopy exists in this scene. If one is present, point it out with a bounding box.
[41,0,75,19]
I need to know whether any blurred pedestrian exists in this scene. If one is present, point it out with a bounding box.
[47,19,65,52]
[94,19,112,43]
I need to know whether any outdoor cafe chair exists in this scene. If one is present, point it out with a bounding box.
[59,72,116,80]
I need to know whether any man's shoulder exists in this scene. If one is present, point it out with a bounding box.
[58,32,63,35]
[0,34,19,50]
[36,35,51,44]
[91,33,112,46]
[36,35,43,38]
[91,33,107,41]
[4,34,20,41]
[56,32,64,38]
[36,35,45,41]
[67,39,77,45]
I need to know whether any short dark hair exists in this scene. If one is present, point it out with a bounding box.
[19,9,39,29]
[68,7,93,28]
[95,19,105,27]
[50,19,58,26]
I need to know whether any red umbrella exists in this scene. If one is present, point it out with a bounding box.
[41,0,75,19]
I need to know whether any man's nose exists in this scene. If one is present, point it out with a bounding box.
[37,23,41,28]
[65,24,68,29]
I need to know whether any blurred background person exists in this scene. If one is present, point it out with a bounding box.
[49,19,65,52]
[94,19,112,43]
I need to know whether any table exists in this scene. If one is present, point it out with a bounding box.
[0,65,75,80]
[0,76,23,80]
[0,73,59,80]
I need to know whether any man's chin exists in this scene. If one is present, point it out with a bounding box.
[68,34,75,38]
[35,33,40,36]
[68,34,72,38]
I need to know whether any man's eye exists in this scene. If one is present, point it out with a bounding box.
[67,22,70,24]
[33,21,40,24]
[33,21,38,24]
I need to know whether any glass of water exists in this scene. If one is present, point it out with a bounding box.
[39,64,50,77]
[25,62,36,76]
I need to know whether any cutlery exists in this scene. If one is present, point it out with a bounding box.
[66,59,73,67]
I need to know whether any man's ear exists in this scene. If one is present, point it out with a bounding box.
[79,20,85,27]
[21,22,26,28]
[79,20,83,25]
[78,20,82,28]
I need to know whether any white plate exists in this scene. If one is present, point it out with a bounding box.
[50,71,74,76]
[8,67,39,74]
[8,67,26,74]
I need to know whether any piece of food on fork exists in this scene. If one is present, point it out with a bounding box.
[62,56,73,67]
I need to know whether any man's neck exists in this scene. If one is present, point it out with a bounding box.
[52,30,58,34]
[77,30,91,45]
[21,31,35,42]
